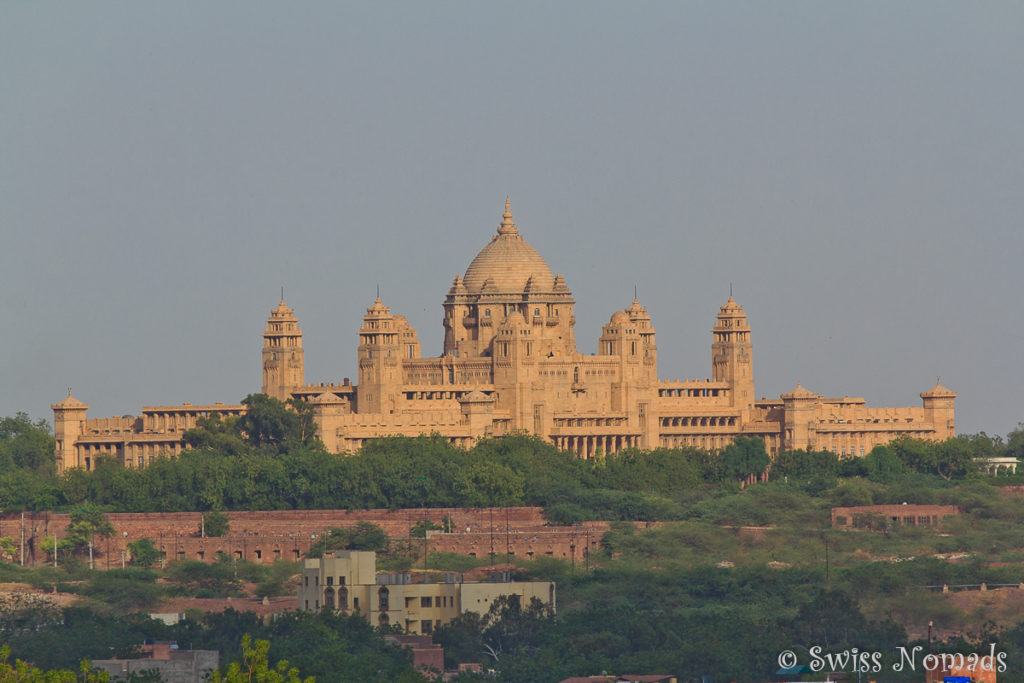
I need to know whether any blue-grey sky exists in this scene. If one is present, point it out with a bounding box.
[2,2,1022,438]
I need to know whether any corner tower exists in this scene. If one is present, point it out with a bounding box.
[921,380,956,438]
[357,298,401,414]
[262,299,304,400]
[712,296,754,411]
[52,393,88,472]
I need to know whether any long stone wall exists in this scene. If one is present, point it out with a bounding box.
[0,508,613,568]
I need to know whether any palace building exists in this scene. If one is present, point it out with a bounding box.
[53,200,956,471]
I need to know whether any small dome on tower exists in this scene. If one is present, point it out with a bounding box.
[921,380,957,398]
[52,393,88,409]
[781,383,818,400]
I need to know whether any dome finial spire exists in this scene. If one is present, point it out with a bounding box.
[498,197,518,236]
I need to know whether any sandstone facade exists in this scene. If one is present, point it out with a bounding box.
[53,200,955,470]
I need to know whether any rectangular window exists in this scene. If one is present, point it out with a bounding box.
[422,620,433,634]
[405,597,415,609]
[353,597,359,610]
[327,576,333,586]
[304,576,309,587]
[421,596,433,608]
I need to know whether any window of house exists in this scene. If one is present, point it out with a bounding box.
[327,576,333,586]
[353,597,359,610]
[422,620,433,634]
[421,596,433,608]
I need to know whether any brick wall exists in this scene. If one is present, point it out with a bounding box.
[0,508,618,568]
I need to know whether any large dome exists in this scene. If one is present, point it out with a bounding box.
[462,200,555,293]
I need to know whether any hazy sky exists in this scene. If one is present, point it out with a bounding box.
[3,2,1022,438]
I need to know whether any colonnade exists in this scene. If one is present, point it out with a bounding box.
[552,434,639,458]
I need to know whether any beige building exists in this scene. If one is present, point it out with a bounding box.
[53,200,955,470]
[298,550,555,635]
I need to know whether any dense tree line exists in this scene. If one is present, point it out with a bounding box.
[0,400,1022,520]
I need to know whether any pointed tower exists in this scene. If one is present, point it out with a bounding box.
[51,393,88,472]
[357,298,401,414]
[712,296,754,411]
[262,299,305,400]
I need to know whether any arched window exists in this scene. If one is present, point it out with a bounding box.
[324,587,335,609]
[337,586,348,611]
[378,586,390,611]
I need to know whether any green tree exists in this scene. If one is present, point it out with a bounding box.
[166,560,243,597]
[126,537,164,568]
[67,503,115,568]
[1007,423,1024,461]
[410,520,442,539]
[891,436,977,480]
[202,510,231,537]
[0,645,112,683]
[860,445,906,482]
[237,395,320,452]
[0,536,16,562]
[720,437,770,484]
[0,412,56,474]
[308,522,389,558]
[769,448,838,481]
[210,635,313,683]
[183,413,249,456]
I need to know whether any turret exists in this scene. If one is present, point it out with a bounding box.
[781,383,820,451]
[921,380,956,438]
[599,299,657,381]
[357,298,401,414]
[262,299,305,400]
[52,393,88,472]
[712,296,754,411]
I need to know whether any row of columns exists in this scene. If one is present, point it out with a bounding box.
[661,415,737,428]
[553,435,639,459]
